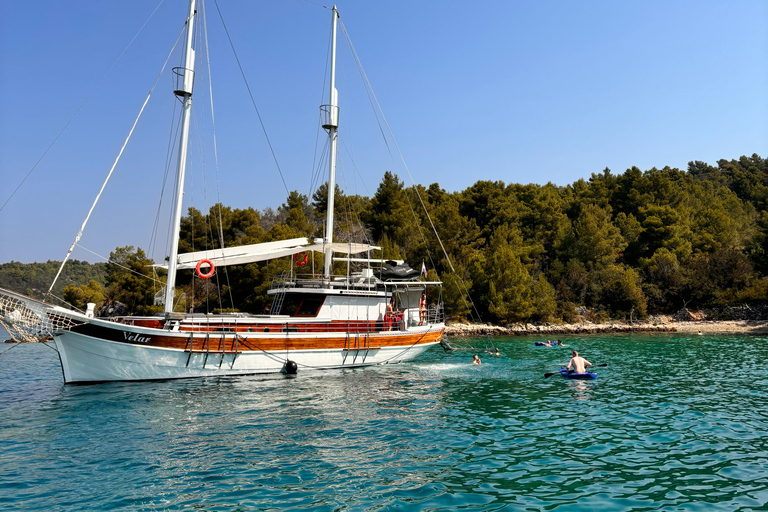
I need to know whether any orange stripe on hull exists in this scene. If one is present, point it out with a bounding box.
[71,322,444,353]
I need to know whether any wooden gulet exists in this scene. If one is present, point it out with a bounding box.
[0,1,446,383]
[47,275,445,382]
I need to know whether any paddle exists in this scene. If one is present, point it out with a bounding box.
[544,363,607,378]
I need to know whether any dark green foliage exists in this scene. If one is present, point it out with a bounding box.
[0,260,106,302]
[364,171,420,253]
[63,280,105,311]
[280,191,314,236]
[482,227,534,323]
[104,246,162,315]
[4,153,768,323]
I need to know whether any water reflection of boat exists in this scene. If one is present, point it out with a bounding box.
[0,2,445,383]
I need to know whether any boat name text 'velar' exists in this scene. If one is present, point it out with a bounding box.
[124,332,151,343]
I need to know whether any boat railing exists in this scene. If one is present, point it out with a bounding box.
[269,271,292,291]
[137,311,445,335]
[154,286,166,306]
[271,271,444,292]
[270,272,378,291]
[427,302,445,325]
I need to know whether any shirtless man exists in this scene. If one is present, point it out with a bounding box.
[566,350,592,373]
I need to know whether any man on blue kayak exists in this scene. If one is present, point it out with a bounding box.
[566,350,592,373]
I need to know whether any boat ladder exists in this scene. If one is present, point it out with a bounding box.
[184,332,242,369]
[269,271,289,314]
[342,331,371,365]
[270,290,286,315]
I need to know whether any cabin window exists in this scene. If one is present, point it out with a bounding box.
[296,296,324,316]
[280,294,325,317]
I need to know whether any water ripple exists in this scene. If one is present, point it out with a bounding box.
[1,335,767,510]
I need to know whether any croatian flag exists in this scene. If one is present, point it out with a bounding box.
[421,261,427,278]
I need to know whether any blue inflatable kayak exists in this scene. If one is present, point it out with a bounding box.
[535,341,565,347]
[559,368,597,380]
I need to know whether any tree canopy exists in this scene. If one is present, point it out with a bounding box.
[3,154,767,323]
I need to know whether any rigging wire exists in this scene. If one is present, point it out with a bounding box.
[336,154,372,247]
[307,26,333,212]
[300,0,329,9]
[211,0,290,198]
[338,16,489,334]
[310,136,331,197]
[0,0,168,214]
[201,0,235,310]
[311,21,374,250]
[338,20,393,160]
[47,20,189,300]
[39,241,165,315]
[334,138,374,246]
[148,95,182,260]
[75,244,164,286]
[190,107,221,311]
[164,19,193,275]
[188,104,226,315]
[329,31,376,249]
[183,0,228,313]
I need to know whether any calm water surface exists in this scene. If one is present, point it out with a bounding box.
[1,331,767,511]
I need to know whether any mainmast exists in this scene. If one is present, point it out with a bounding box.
[321,6,340,279]
[164,0,197,314]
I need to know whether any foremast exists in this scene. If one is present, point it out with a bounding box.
[322,6,340,279]
[164,0,198,314]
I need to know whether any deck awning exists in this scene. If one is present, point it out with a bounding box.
[155,238,381,269]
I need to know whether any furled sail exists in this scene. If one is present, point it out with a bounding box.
[156,238,381,269]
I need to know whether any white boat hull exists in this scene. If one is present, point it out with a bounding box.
[53,329,439,383]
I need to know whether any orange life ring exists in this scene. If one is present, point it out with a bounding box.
[294,251,308,266]
[195,259,215,279]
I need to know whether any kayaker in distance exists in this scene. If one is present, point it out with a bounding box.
[472,354,482,365]
[566,350,592,373]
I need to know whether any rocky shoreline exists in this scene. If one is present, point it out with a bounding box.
[445,318,768,337]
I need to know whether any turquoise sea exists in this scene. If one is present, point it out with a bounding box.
[1,331,767,511]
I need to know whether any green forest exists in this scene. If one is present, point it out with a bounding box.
[2,154,767,324]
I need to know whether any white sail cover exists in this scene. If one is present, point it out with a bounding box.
[156,238,380,269]
[303,242,381,256]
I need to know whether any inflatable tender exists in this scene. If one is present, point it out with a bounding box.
[559,368,597,380]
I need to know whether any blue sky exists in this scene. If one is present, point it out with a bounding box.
[1,0,766,264]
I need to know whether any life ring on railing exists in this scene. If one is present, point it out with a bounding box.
[195,259,215,279]
[294,251,308,266]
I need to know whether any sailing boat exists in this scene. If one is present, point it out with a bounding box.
[0,1,445,383]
